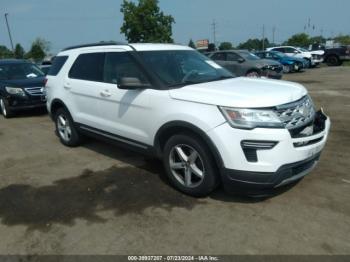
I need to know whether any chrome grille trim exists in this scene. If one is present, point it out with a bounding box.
[275,96,315,130]
[24,87,43,96]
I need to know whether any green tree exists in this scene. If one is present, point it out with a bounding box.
[188,39,196,49]
[26,42,45,62]
[120,0,175,43]
[32,37,51,53]
[309,35,326,45]
[219,42,233,50]
[237,38,269,50]
[334,34,350,45]
[284,33,310,47]
[14,43,25,59]
[0,45,13,58]
[207,43,216,52]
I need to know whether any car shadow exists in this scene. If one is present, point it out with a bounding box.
[8,108,47,118]
[0,138,299,231]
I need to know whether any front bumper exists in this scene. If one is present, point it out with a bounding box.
[207,111,331,193]
[6,94,47,111]
[261,67,283,79]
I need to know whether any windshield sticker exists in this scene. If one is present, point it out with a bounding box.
[205,60,223,69]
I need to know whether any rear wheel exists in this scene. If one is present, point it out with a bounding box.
[0,98,14,118]
[326,55,341,66]
[54,108,82,147]
[163,134,219,197]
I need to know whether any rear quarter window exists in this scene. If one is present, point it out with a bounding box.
[47,56,68,76]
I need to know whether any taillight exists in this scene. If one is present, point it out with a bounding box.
[44,78,48,87]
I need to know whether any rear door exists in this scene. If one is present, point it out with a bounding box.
[65,51,107,127]
[225,52,244,76]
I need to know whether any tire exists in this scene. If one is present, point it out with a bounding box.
[163,133,219,197]
[245,70,260,78]
[326,55,341,66]
[54,108,82,147]
[0,97,14,118]
[283,64,294,73]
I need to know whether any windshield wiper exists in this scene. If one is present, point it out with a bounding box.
[168,80,199,88]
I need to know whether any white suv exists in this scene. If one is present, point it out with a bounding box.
[45,43,330,196]
[267,46,320,67]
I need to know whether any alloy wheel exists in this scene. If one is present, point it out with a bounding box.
[0,99,7,116]
[169,144,205,188]
[57,114,72,142]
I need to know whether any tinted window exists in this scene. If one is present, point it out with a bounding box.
[284,48,296,53]
[226,52,241,61]
[47,56,68,76]
[211,53,226,61]
[69,53,105,81]
[103,52,149,85]
[274,48,285,53]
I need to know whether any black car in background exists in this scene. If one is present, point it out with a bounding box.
[0,59,46,118]
[208,50,283,79]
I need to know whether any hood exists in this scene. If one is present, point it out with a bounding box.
[0,77,46,88]
[169,77,307,108]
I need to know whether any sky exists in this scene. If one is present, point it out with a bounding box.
[1,0,350,54]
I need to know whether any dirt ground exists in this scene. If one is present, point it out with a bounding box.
[0,66,349,255]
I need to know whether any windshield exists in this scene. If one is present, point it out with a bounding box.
[298,48,309,52]
[139,50,233,87]
[0,63,45,80]
[237,51,260,61]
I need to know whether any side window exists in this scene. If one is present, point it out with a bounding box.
[226,52,240,61]
[284,48,296,53]
[47,56,68,76]
[211,52,226,61]
[103,52,149,85]
[69,53,105,82]
[274,48,285,53]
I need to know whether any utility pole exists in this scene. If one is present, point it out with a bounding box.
[211,19,217,47]
[272,26,276,44]
[262,24,265,50]
[4,13,14,51]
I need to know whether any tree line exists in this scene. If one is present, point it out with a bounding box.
[0,37,50,62]
[1,0,350,59]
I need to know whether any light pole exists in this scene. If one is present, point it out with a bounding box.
[4,13,14,51]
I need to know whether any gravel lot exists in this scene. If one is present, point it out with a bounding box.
[0,66,349,255]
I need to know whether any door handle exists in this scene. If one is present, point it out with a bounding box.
[100,90,111,97]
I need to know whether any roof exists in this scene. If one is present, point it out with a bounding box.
[0,59,29,65]
[60,42,193,54]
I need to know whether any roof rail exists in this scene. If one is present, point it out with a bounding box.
[62,41,127,51]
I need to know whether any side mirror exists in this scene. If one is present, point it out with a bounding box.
[118,77,151,90]
[238,58,245,63]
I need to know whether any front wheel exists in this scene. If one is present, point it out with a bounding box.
[163,134,219,197]
[326,55,341,66]
[245,70,260,78]
[0,98,14,118]
[54,108,82,147]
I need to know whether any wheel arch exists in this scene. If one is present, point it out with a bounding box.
[154,121,224,169]
[50,98,70,120]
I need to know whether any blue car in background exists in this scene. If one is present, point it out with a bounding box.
[254,51,308,73]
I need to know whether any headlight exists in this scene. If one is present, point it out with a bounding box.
[219,107,283,129]
[5,87,26,96]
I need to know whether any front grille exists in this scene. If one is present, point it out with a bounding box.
[24,87,43,96]
[275,96,315,130]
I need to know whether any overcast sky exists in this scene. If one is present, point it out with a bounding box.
[1,0,350,54]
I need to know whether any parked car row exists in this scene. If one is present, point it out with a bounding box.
[0,43,331,197]
[206,43,350,79]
